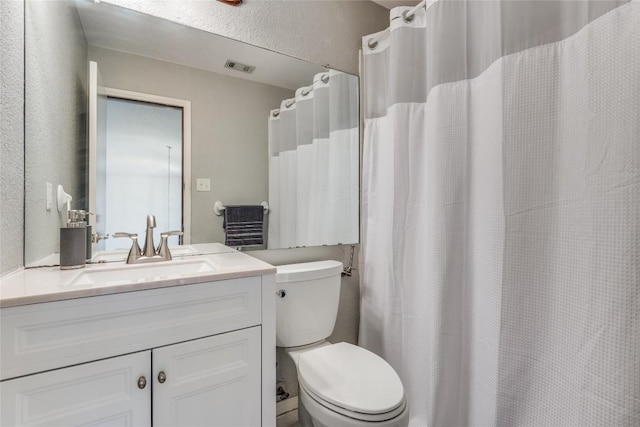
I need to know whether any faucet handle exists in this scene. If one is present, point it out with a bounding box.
[160,230,183,238]
[157,230,184,261]
[113,232,137,239]
[113,232,142,264]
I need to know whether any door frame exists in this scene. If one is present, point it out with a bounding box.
[103,87,192,244]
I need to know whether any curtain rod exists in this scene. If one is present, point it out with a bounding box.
[367,0,429,50]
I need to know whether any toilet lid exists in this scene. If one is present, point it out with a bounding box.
[298,342,404,415]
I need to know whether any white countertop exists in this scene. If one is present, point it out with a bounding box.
[0,249,276,308]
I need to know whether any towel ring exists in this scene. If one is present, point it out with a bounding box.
[214,201,269,216]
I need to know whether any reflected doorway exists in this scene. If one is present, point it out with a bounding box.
[103,97,185,250]
[88,61,192,255]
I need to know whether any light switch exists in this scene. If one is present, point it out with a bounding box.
[196,178,211,192]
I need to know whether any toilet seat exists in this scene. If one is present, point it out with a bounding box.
[300,381,407,422]
[298,342,405,421]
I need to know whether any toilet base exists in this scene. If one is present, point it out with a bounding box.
[298,382,409,427]
[297,394,315,427]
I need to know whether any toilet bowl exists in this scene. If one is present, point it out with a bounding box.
[275,261,409,427]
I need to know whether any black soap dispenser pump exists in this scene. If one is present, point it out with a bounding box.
[60,209,87,270]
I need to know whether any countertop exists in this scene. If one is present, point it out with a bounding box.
[0,249,276,308]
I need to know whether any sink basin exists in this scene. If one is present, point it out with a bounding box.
[67,258,218,287]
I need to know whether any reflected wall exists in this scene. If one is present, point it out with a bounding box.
[24,0,88,265]
[90,46,295,247]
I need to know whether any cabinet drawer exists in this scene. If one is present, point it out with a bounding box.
[1,277,262,380]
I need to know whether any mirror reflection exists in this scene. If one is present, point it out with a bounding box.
[267,70,359,249]
[24,0,359,267]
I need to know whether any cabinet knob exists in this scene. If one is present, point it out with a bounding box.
[137,376,147,389]
[158,371,167,384]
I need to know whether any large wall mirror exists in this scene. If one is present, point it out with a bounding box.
[25,0,359,267]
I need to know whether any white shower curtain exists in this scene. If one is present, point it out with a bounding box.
[268,70,359,249]
[360,1,640,426]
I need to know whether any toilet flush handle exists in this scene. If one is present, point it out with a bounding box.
[276,289,286,298]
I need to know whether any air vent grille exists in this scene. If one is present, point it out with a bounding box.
[224,60,256,74]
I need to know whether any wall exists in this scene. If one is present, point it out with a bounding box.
[23,0,88,265]
[0,0,25,275]
[89,46,294,245]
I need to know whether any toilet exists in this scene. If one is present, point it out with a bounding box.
[276,260,409,427]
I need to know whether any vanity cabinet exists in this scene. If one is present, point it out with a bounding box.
[1,328,261,426]
[0,272,275,426]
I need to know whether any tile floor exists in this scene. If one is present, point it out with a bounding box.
[276,396,299,427]
[276,409,299,427]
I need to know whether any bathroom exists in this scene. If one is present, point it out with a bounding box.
[0,0,638,426]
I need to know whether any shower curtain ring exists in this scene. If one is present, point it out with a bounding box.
[402,10,415,23]
[368,38,378,49]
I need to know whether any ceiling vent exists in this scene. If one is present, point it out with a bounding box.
[224,60,256,74]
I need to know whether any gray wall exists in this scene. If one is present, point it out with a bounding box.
[24,0,88,265]
[1,0,25,274]
[89,46,293,245]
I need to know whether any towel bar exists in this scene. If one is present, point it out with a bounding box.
[214,201,269,216]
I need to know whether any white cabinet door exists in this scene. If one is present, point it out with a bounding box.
[153,327,262,427]
[1,351,151,427]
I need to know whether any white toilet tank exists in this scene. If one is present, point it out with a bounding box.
[275,260,343,347]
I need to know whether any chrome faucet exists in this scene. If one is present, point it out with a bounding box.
[143,214,157,258]
[114,214,184,264]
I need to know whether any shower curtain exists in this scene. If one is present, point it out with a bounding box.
[360,1,640,426]
[268,70,359,249]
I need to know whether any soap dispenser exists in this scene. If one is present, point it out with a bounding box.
[60,209,87,270]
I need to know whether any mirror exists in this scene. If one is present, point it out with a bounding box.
[24,0,359,267]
